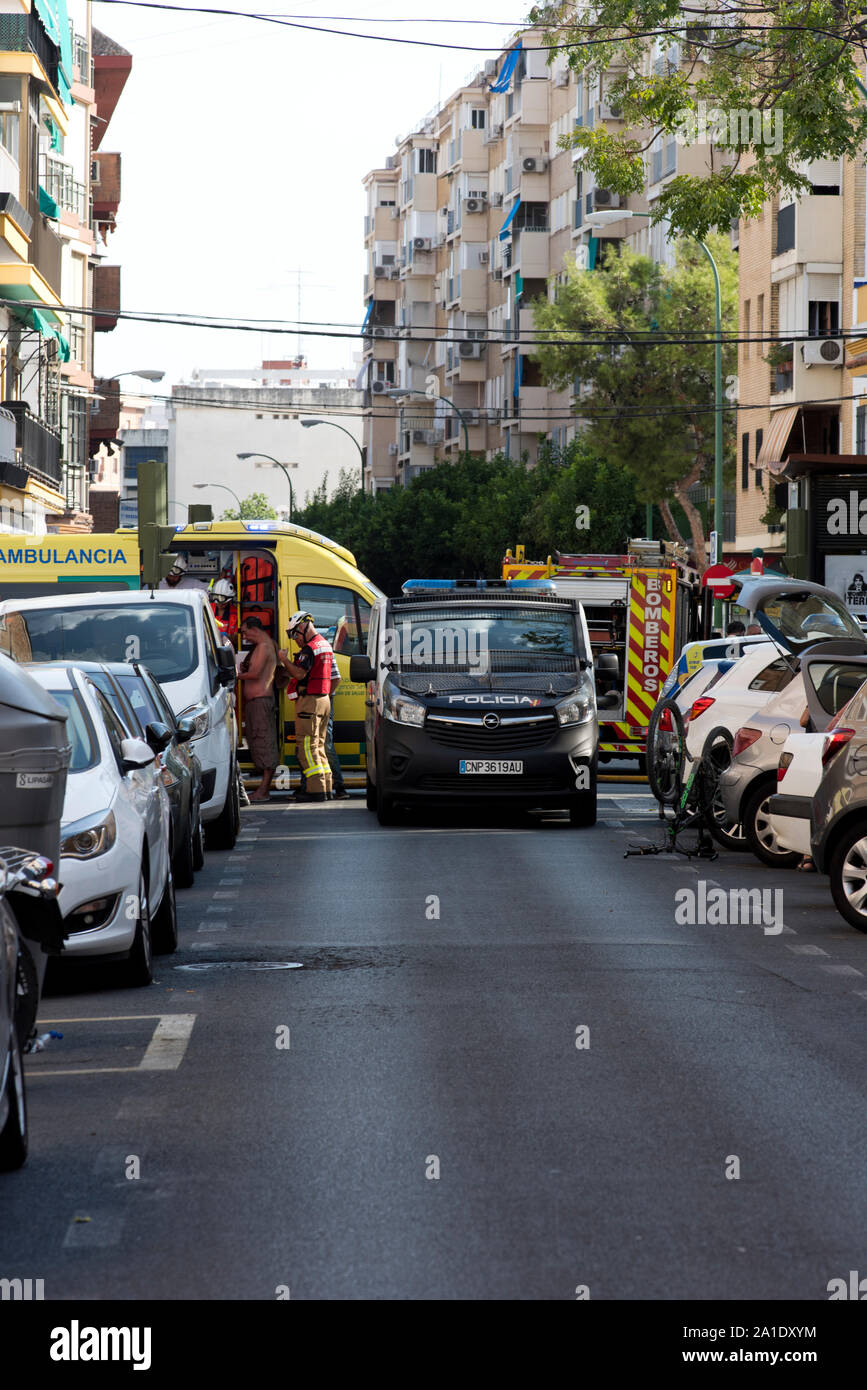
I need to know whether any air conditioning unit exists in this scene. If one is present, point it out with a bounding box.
[459,341,485,359]
[555,70,570,88]
[413,236,432,251]
[387,442,399,455]
[802,338,844,366]
[591,188,621,210]
[464,197,487,214]
[371,325,392,338]
[598,100,623,121]
[484,58,498,78]
[374,265,388,278]
[371,380,390,394]
[412,428,430,444]
[479,250,490,264]
[522,156,547,173]
[490,192,504,209]
[466,409,482,425]
[491,267,503,280]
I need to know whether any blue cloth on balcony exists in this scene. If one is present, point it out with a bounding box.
[361,298,374,330]
[498,197,521,241]
[38,186,58,219]
[488,43,522,94]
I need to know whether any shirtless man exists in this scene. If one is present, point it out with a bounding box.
[239,616,279,801]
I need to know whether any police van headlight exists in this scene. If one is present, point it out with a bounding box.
[556,678,595,726]
[383,683,426,727]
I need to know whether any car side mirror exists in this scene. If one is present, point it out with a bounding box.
[595,653,619,678]
[176,716,196,743]
[144,721,173,754]
[350,654,375,684]
[121,736,156,772]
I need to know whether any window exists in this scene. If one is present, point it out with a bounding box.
[756,429,763,467]
[92,687,132,770]
[87,670,137,733]
[743,300,750,360]
[417,148,436,174]
[7,604,199,683]
[470,108,486,129]
[808,300,839,336]
[741,433,749,489]
[117,675,159,731]
[757,294,764,352]
[0,110,19,162]
[776,202,795,254]
[749,657,796,693]
[857,404,867,454]
[755,467,763,489]
[295,584,366,655]
[46,689,97,771]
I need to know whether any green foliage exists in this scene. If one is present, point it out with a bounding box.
[220,492,279,520]
[530,235,738,563]
[530,1,867,238]
[292,451,644,593]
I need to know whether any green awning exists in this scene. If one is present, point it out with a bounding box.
[47,116,61,151]
[15,305,70,361]
[38,185,58,219]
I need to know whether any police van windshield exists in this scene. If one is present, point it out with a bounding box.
[390,605,578,672]
[1,606,198,684]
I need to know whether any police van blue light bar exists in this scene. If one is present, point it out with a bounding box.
[401,578,555,592]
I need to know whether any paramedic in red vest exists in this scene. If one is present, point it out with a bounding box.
[278,610,333,801]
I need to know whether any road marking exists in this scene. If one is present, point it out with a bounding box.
[820,963,863,977]
[787,944,829,956]
[63,1214,125,1249]
[138,1014,196,1070]
[213,890,239,899]
[198,920,227,931]
[37,1014,167,1024]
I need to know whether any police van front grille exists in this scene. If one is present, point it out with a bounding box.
[417,774,565,794]
[426,719,556,750]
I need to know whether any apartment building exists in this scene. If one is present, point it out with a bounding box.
[361,32,734,494]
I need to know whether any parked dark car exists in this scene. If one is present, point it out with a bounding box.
[810,676,867,931]
[23,661,204,890]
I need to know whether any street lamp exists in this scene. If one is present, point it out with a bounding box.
[300,418,365,494]
[193,481,242,512]
[584,208,724,563]
[385,386,471,458]
[104,369,165,383]
[237,452,294,519]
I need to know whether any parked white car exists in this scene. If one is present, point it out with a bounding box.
[768,730,828,858]
[0,590,239,849]
[26,666,175,987]
[683,642,794,757]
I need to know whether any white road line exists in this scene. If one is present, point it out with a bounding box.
[198,921,227,931]
[787,944,829,956]
[138,1014,196,1071]
[63,1214,125,1249]
[854,990,867,1001]
[820,963,864,977]
[213,890,239,899]
[37,1014,166,1024]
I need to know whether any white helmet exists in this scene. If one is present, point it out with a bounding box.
[168,554,188,574]
[212,578,235,601]
[287,610,314,638]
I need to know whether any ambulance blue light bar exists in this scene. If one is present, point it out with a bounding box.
[401,578,555,592]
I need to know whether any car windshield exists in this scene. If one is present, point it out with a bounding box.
[116,674,161,728]
[389,605,579,673]
[45,689,97,772]
[0,605,198,683]
[757,593,863,645]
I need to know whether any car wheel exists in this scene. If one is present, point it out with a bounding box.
[829,825,867,932]
[646,698,686,806]
[365,772,377,812]
[173,811,196,890]
[743,780,801,869]
[376,783,399,826]
[151,867,178,955]
[206,761,238,851]
[0,1023,27,1171]
[700,726,749,851]
[125,869,154,987]
[192,796,205,872]
[14,938,39,1051]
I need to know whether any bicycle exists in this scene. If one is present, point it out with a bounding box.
[627,698,726,859]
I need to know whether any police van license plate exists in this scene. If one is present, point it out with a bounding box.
[459,760,523,774]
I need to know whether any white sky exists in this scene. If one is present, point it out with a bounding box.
[92,2,523,393]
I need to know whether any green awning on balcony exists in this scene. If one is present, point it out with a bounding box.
[15,305,70,362]
[38,185,58,219]
[34,0,74,101]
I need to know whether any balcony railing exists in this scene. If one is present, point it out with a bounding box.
[0,14,59,92]
[72,30,93,85]
[1,400,62,488]
[40,156,87,223]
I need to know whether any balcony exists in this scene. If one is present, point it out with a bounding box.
[0,13,59,92]
[72,31,94,87]
[89,377,121,448]
[93,264,120,331]
[512,227,549,278]
[1,400,62,488]
[40,156,87,223]
[773,194,842,263]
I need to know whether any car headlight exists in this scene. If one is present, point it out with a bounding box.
[556,678,595,726]
[383,682,426,727]
[179,704,210,740]
[61,809,117,860]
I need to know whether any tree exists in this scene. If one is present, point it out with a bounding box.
[220,492,278,520]
[530,235,738,566]
[530,2,867,238]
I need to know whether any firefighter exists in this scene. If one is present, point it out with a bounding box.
[278,610,334,802]
[209,578,238,646]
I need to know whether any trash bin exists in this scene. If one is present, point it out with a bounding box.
[0,652,70,869]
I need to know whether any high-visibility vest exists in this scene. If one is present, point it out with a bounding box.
[297,632,333,696]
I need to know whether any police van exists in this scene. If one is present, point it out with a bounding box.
[350,579,616,827]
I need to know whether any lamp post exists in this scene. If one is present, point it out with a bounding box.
[299,418,365,493]
[104,369,165,383]
[193,481,242,513]
[237,452,294,518]
[585,209,724,567]
[385,386,471,458]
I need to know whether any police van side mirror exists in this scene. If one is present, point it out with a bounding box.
[350,654,375,684]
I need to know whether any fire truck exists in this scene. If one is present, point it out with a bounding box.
[502,539,702,762]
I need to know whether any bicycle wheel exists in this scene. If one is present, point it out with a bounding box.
[699,725,749,851]
[646,698,687,806]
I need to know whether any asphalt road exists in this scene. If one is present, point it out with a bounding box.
[2,774,866,1300]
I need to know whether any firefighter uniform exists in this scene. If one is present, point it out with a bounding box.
[294,632,334,797]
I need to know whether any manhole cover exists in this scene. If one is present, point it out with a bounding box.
[174,961,303,972]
